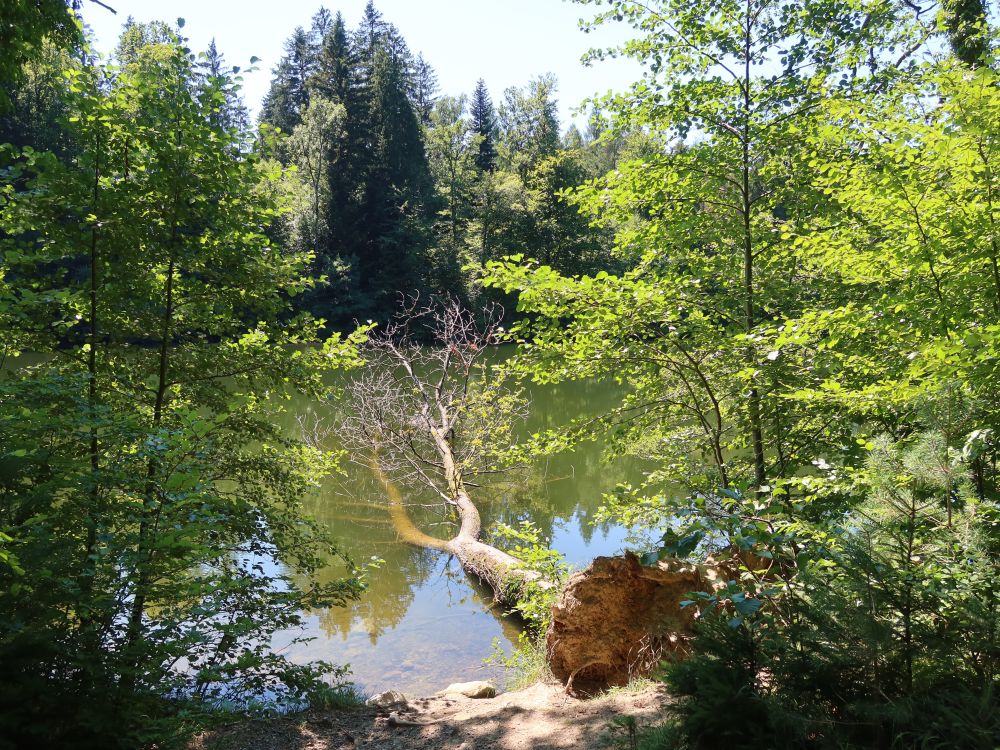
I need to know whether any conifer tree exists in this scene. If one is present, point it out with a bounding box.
[260,26,317,133]
[470,78,498,172]
[263,2,436,322]
[355,1,387,67]
[313,11,353,105]
[411,53,438,124]
[309,5,334,43]
[309,11,365,317]
[353,42,433,312]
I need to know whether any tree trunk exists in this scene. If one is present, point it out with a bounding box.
[369,457,544,609]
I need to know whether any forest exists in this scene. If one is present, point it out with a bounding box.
[0,0,998,748]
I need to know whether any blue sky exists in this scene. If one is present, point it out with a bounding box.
[80,0,643,130]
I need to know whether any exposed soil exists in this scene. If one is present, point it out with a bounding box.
[191,681,673,750]
[548,553,720,695]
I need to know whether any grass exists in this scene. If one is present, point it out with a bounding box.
[485,632,554,691]
[635,721,687,750]
[309,682,369,710]
[604,690,681,750]
[599,675,659,699]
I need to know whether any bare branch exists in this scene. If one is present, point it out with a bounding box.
[86,0,117,14]
[329,295,543,605]
[337,294,527,499]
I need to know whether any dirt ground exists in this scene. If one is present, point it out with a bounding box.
[191,681,673,750]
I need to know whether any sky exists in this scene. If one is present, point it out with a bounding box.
[80,0,644,130]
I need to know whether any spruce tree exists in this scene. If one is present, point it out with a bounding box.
[354,42,434,313]
[259,26,317,133]
[313,11,353,105]
[309,5,334,43]
[355,1,387,67]
[311,10,364,319]
[411,53,438,125]
[470,78,498,172]
[262,3,438,323]
[269,2,435,322]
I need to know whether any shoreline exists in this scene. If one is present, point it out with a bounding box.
[190,680,672,750]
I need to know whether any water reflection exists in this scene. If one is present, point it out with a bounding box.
[276,361,651,696]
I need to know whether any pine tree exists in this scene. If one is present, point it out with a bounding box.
[470,78,498,172]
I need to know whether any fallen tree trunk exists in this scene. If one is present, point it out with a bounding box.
[342,298,542,612]
[370,457,545,608]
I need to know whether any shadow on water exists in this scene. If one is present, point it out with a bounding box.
[273,354,652,696]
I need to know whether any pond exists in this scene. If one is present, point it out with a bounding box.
[273,366,653,696]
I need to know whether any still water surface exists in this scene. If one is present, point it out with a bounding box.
[275,372,650,696]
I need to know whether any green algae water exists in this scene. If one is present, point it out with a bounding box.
[274,366,652,696]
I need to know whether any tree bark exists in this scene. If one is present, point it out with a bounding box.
[369,456,544,608]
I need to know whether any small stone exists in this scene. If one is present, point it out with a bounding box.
[436,680,497,699]
[366,690,409,707]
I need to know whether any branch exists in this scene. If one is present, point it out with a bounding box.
[88,0,117,14]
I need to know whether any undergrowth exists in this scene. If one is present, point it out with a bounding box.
[485,632,553,691]
[485,520,569,690]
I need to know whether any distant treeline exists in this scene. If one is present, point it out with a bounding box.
[257,2,657,325]
[0,2,657,328]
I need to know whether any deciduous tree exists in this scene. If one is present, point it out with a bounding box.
[0,35,367,747]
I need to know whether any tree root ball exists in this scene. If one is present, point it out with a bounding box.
[545,552,723,697]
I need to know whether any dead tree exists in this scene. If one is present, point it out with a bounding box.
[340,296,541,604]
